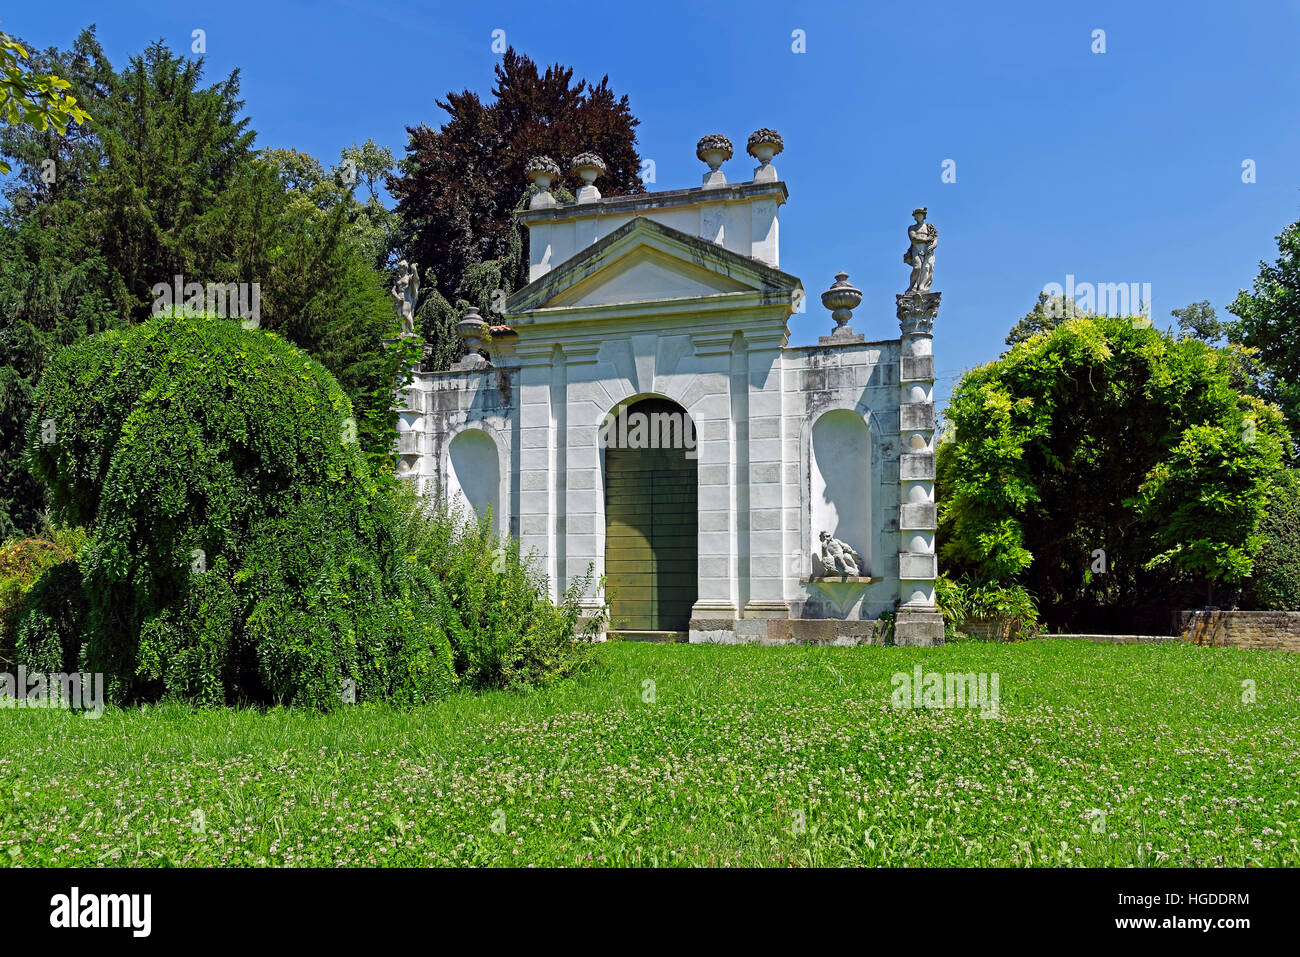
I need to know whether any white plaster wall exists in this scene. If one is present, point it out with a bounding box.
[524,183,786,281]
[408,175,910,627]
[405,369,516,540]
[409,332,905,622]
[783,341,902,620]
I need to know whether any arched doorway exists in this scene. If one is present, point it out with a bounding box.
[603,397,698,633]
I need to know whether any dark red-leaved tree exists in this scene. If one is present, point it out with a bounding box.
[388,48,643,356]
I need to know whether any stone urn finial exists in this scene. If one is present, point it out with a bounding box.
[819,272,866,345]
[570,151,606,203]
[746,129,784,183]
[525,155,560,209]
[452,305,491,370]
[696,134,733,188]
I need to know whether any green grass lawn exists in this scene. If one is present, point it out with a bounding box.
[1,639,1297,867]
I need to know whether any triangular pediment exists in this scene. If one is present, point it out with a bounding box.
[506,217,801,319]
[546,246,751,307]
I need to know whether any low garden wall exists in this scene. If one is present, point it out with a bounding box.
[1179,610,1300,653]
[1034,612,1300,653]
[1035,634,1181,645]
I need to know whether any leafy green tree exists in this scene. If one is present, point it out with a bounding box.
[1171,299,1228,344]
[1248,470,1300,610]
[264,139,397,270]
[0,28,114,537]
[0,27,108,207]
[939,317,1292,630]
[0,35,407,532]
[0,24,91,174]
[89,41,263,320]
[1004,291,1094,348]
[1228,218,1300,438]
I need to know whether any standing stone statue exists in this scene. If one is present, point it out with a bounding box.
[816,530,864,577]
[391,259,420,336]
[903,207,937,294]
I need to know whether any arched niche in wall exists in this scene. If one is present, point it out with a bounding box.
[447,428,500,524]
[810,409,871,573]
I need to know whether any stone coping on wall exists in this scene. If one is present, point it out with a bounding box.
[785,339,898,355]
[516,179,788,224]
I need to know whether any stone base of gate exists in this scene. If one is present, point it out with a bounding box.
[895,610,946,647]
[689,617,891,646]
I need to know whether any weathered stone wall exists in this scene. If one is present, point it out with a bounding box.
[1033,634,1181,645]
[781,340,901,624]
[1179,611,1300,652]
[402,367,518,538]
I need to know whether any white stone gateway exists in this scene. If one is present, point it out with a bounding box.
[394,133,943,646]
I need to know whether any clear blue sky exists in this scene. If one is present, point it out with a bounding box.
[9,0,1300,406]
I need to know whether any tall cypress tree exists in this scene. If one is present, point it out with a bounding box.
[0,33,406,534]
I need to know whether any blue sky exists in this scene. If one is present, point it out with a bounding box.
[9,0,1300,405]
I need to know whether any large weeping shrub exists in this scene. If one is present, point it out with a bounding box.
[24,312,455,708]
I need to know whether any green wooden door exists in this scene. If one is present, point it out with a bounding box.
[604,401,697,632]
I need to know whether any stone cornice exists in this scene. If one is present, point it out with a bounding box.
[516,180,788,226]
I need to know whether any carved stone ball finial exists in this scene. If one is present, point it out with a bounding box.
[570,152,606,203]
[525,155,560,188]
[696,134,734,169]
[819,271,865,344]
[696,134,733,187]
[746,128,784,183]
[525,155,561,209]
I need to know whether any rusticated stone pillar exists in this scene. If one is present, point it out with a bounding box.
[894,290,944,646]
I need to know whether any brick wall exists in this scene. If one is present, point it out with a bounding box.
[1179,611,1300,653]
